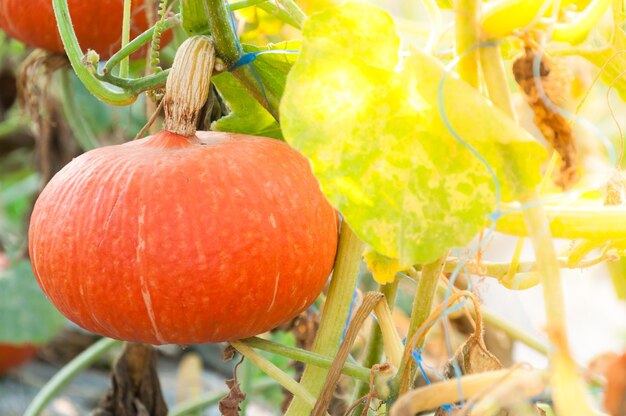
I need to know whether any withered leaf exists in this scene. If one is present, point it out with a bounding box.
[218,378,247,416]
[93,343,168,416]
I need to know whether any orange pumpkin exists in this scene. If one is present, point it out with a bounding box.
[29,130,338,344]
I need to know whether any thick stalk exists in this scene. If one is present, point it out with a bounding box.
[205,0,281,119]
[24,338,121,416]
[406,258,445,346]
[162,36,215,136]
[454,0,480,88]
[285,224,365,415]
[206,0,242,67]
[230,340,319,410]
[241,337,371,382]
[480,44,516,121]
[52,0,136,105]
[393,257,446,396]
[351,280,399,411]
[480,40,595,415]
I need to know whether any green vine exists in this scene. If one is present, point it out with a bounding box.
[24,338,121,416]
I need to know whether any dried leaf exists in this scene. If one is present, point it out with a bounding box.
[223,345,236,361]
[93,343,168,416]
[218,378,246,415]
[513,47,578,190]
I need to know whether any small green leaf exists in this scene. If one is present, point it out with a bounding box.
[212,41,299,139]
[212,72,282,138]
[280,2,546,265]
[363,247,402,285]
[0,260,65,345]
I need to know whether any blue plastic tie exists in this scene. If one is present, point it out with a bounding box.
[229,49,300,71]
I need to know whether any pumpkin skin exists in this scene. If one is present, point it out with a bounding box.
[29,131,338,345]
[0,344,38,376]
[0,0,171,59]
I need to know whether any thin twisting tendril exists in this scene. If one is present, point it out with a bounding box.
[150,0,168,74]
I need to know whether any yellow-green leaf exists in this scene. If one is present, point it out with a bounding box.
[281,2,545,265]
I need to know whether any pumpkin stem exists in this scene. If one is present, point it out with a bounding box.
[162,36,215,137]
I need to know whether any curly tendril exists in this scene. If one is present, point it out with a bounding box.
[150,0,168,74]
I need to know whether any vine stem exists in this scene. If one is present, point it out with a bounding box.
[393,256,446,396]
[205,0,282,119]
[119,0,132,78]
[285,224,365,415]
[24,338,121,416]
[230,340,320,411]
[241,337,371,382]
[351,279,399,412]
[104,14,180,74]
[52,0,136,105]
[454,0,480,87]
[480,36,595,415]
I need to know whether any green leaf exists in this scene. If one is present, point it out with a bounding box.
[212,41,300,139]
[0,260,65,345]
[280,2,546,265]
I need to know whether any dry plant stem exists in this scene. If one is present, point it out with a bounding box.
[311,292,384,416]
[454,0,480,88]
[351,280,399,412]
[396,291,477,395]
[229,341,320,412]
[478,301,549,356]
[480,40,595,414]
[285,224,365,416]
[389,368,545,416]
[162,36,215,136]
[373,298,404,369]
